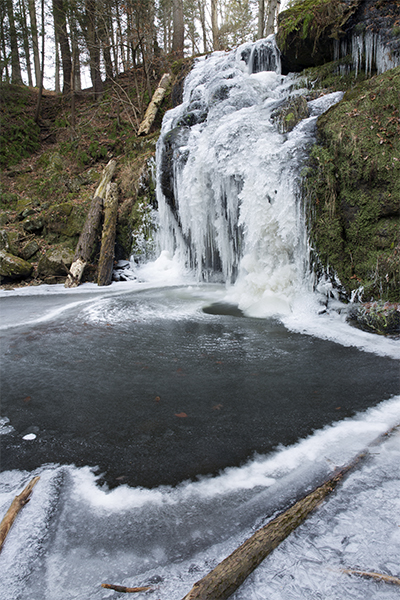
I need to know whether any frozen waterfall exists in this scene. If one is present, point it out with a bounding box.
[155,36,343,317]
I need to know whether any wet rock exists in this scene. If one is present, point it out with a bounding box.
[348,301,400,335]
[0,250,33,280]
[37,247,75,278]
[271,96,310,133]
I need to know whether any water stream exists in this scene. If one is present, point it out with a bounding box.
[0,37,399,600]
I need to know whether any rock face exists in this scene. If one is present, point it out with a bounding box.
[277,0,400,75]
[304,66,400,301]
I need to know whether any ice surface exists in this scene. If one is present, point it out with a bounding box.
[0,398,399,599]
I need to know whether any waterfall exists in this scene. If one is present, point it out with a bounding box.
[155,36,342,317]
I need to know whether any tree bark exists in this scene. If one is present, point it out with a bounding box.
[6,0,23,84]
[18,0,33,87]
[101,583,153,593]
[65,159,117,288]
[258,0,265,39]
[180,455,365,600]
[172,0,184,57]
[34,0,45,123]
[265,0,280,36]
[0,477,40,552]
[53,0,72,94]
[137,73,171,136]
[97,182,118,286]
[28,0,40,86]
[211,0,219,51]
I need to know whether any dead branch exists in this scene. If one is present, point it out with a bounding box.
[341,569,400,586]
[0,476,40,552]
[101,583,153,593]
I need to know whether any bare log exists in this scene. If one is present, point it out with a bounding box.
[137,73,172,136]
[181,457,364,600]
[341,569,400,586]
[65,159,117,288]
[101,583,153,593]
[0,476,40,552]
[97,182,118,286]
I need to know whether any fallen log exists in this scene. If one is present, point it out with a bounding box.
[341,569,400,586]
[0,476,40,552]
[65,159,117,288]
[97,182,118,286]
[101,583,153,593]
[181,455,366,600]
[137,73,172,136]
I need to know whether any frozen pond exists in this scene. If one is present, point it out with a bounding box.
[0,282,399,600]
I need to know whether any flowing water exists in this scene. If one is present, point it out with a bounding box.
[1,38,399,600]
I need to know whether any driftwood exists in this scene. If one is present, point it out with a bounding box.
[0,476,40,552]
[101,583,153,593]
[65,159,117,288]
[341,569,400,586]
[97,182,118,286]
[180,454,366,600]
[137,73,172,136]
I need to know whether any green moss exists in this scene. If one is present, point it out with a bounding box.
[305,66,400,301]
[277,0,355,53]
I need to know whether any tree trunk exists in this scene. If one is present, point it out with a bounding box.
[97,182,118,286]
[0,477,40,552]
[85,0,103,98]
[28,0,40,86]
[34,0,45,123]
[19,0,33,87]
[137,73,171,136]
[198,0,208,53]
[258,0,265,39]
[265,0,280,36]
[211,0,219,51]
[6,0,23,84]
[172,0,184,57]
[65,159,117,288]
[180,455,365,600]
[53,0,72,94]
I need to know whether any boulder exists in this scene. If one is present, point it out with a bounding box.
[37,247,75,278]
[0,250,33,280]
[20,239,40,260]
[22,216,44,233]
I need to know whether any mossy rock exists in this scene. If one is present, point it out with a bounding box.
[44,201,87,239]
[348,301,400,335]
[277,0,362,73]
[304,66,400,301]
[271,95,309,132]
[37,247,75,278]
[0,250,33,280]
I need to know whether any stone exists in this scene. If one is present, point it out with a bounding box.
[22,216,44,233]
[37,247,75,277]
[0,229,19,254]
[0,250,33,280]
[20,239,40,260]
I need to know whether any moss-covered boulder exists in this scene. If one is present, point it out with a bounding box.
[305,66,400,301]
[0,251,33,280]
[37,247,75,278]
[348,301,400,335]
